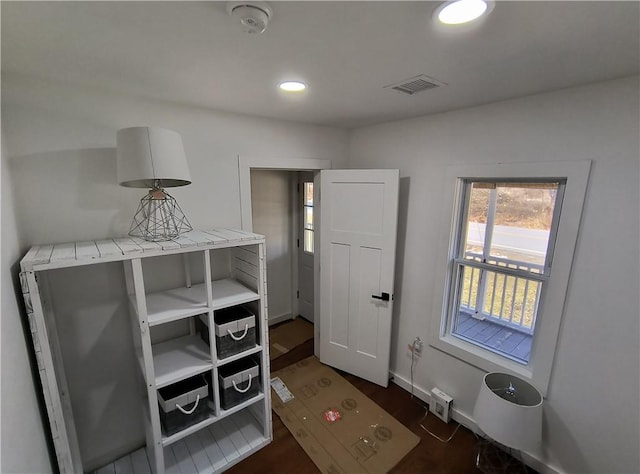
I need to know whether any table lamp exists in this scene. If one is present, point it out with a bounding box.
[117,127,193,241]
[473,372,543,472]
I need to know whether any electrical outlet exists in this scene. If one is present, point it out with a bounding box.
[413,337,423,357]
[430,387,453,423]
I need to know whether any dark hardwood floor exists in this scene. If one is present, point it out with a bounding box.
[227,339,484,474]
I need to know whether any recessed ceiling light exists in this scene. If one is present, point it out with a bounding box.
[279,81,307,92]
[435,0,492,25]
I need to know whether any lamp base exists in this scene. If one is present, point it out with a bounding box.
[476,438,530,474]
[128,188,192,242]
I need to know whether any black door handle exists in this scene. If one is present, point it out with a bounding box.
[372,292,390,302]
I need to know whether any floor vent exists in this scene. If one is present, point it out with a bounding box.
[384,74,446,95]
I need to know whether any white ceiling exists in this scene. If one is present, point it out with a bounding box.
[2,1,638,128]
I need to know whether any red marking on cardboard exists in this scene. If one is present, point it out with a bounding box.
[324,409,342,423]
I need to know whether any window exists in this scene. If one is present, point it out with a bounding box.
[450,181,562,364]
[303,182,314,254]
[429,161,590,394]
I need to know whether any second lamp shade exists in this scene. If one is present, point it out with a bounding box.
[473,372,543,452]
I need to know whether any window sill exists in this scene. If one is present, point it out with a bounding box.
[429,332,534,387]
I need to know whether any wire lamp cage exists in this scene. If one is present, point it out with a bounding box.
[128,185,192,241]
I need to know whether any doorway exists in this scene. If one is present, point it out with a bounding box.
[242,159,400,386]
[239,156,331,357]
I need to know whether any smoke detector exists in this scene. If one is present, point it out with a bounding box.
[227,2,273,34]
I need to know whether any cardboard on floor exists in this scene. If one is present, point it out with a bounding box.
[270,356,420,473]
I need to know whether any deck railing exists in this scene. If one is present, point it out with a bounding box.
[460,252,543,335]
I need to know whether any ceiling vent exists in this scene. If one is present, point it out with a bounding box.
[384,75,446,95]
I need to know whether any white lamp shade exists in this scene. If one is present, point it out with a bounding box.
[117,127,191,188]
[473,372,543,452]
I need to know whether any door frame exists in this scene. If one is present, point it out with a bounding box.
[238,156,331,350]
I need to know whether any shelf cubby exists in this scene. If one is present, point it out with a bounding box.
[152,335,213,389]
[163,406,269,473]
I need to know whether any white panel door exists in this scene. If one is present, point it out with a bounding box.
[318,169,399,387]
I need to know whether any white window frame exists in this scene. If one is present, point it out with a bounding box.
[428,161,591,395]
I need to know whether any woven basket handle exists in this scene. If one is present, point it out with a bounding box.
[175,395,200,415]
[227,323,249,341]
[232,375,253,393]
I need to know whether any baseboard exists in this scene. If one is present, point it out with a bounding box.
[268,312,293,326]
[389,370,564,474]
[297,315,314,324]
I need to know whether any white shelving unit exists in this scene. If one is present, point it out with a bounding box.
[19,228,272,474]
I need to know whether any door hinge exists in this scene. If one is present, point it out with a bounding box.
[297,290,299,299]
[297,239,300,248]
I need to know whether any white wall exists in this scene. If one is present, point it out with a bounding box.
[251,169,293,323]
[1,74,348,470]
[1,130,53,472]
[3,74,348,244]
[349,76,640,473]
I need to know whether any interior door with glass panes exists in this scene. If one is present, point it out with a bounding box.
[297,172,315,323]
